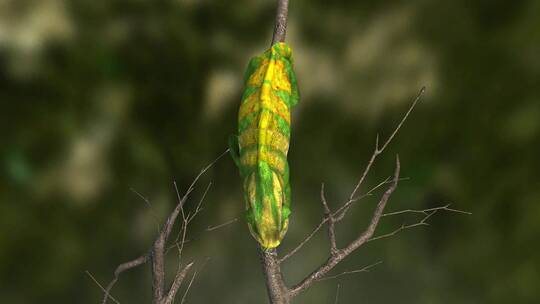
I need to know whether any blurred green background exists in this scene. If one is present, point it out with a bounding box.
[1,0,539,303]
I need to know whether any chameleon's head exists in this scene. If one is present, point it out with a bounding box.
[244,166,290,249]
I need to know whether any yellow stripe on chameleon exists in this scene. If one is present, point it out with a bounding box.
[272,171,284,216]
[266,93,290,123]
[239,112,289,140]
[238,92,259,121]
[261,58,276,86]
[259,196,279,247]
[248,58,291,94]
[238,128,258,149]
[262,149,286,173]
[247,173,257,211]
[271,60,292,93]
[239,91,290,124]
[258,127,290,155]
[247,59,270,87]
[240,149,286,174]
[240,150,258,167]
[238,129,289,153]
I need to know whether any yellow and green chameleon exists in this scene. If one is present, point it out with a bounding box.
[229,42,299,249]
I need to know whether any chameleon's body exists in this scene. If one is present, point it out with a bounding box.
[230,43,299,249]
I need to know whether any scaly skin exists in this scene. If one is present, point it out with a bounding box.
[230,42,299,249]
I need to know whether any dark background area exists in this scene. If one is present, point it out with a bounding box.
[1,0,539,303]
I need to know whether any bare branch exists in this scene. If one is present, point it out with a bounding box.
[260,248,289,304]
[318,261,383,282]
[274,89,424,299]
[162,262,194,304]
[271,0,290,45]
[130,188,154,210]
[321,183,338,254]
[180,258,209,304]
[279,177,406,264]
[193,182,212,217]
[85,271,121,304]
[130,188,162,234]
[180,270,197,304]
[369,204,470,242]
[382,204,472,217]
[152,149,229,301]
[334,176,409,223]
[206,217,239,231]
[349,87,425,201]
[289,156,400,296]
[165,216,239,255]
[279,218,326,264]
[101,254,150,304]
[97,149,228,304]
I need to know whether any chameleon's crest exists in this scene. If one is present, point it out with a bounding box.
[230,42,299,249]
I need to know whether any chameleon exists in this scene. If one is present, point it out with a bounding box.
[229,42,299,249]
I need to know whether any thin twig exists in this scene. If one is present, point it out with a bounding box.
[165,216,239,255]
[280,88,425,268]
[180,258,209,304]
[279,177,407,264]
[279,219,326,264]
[180,271,197,304]
[289,156,401,297]
[318,261,383,282]
[98,149,228,304]
[321,183,338,254]
[349,87,425,201]
[382,204,472,217]
[367,204,471,242]
[206,218,239,231]
[86,271,121,304]
[162,262,194,304]
[334,284,340,304]
[130,188,160,231]
[152,149,228,301]
[334,177,409,222]
[101,254,150,304]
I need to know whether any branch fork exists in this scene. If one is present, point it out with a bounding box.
[90,150,229,304]
[253,85,446,304]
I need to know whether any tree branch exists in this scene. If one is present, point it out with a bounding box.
[97,149,228,304]
[259,248,290,304]
[86,271,121,304]
[162,262,194,304]
[321,183,338,255]
[289,155,401,296]
[271,0,290,45]
[280,87,425,265]
[277,88,425,300]
[318,260,383,282]
[278,177,406,264]
[348,86,425,201]
[369,204,471,242]
[101,254,150,304]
